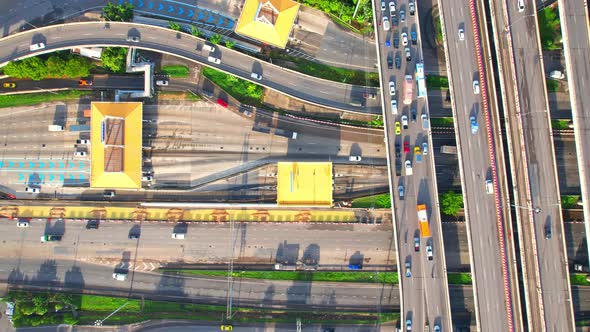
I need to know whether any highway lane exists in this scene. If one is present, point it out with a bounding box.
[372,0,452,330]
[438,0,512,329]
[491,0,575,329]
[0,22,380,114]
[559,0,590,274]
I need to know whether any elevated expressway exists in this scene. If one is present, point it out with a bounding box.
[0,22,380,114]
[371,0,452,330]
[436,0,523,330]
[558,0,590,270]
[488,0,575,330]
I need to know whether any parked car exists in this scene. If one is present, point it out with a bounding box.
[86,220,100,229]
[411,31,417,45]
[393,31,399,48]
[389,1,396,15]
[400,9,406,22]
[401,32,408,46]
[395,143,401,158]
[156,80,169,86]
[172,233,185,239]
[411,108,417,122]
[380,1,386,11]
[401,115,408,129]
[387,54,393,69]
[389,81,396,96]
[395,122,401,135]
[391,100,398,115]
[395,54,401,69]
[405,47,412,61]
[382,16,390,31]
[404,141,410,153]
[406,319,412,331]
[409,2,415,15]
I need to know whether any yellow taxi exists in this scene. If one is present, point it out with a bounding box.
[220,325,233,331]
[2,82,16,88]
[395,121,401,135]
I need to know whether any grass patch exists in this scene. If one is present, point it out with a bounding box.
[570,273,590,286]
[269,51,379,87]
[447,272,472,285]
[435,15,443,43]
[426,75,449,89]
[0,90,91,108]
[161,269,399,284]
[160,65,190,78]
[430,117,454,127]
[546,79,560,92]
[202,67,264,104]
[577,319,590,326]
[157,91,202,101]
[351,193,391,208]
[552,119,572,130]
[538,6,562,50]
[562,195,580,209]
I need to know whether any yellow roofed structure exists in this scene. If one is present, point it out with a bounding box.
[235,0,300,49]
[90,102,143,189]
[276,162,333,206]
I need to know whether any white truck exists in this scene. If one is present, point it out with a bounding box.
[48,125,64,131]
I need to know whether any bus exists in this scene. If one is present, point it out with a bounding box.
[403,75,414,105]
[416,63,427,98]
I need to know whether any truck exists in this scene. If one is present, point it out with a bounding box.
[48,125,64,132]
[440,145,458,154]
[403,75,414,105]
[69,125,91,132]
[274,128,298,139]
[417,204,431,237]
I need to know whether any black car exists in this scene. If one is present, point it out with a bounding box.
[129,233,140,239]
[86,220,100,229]
[411,108,417,122]
[545,222,552,239]
[392,15,398,28]
[393,32,399,48]
[387,54,393,69]
[395,54,401,69]
[395,143,401,158]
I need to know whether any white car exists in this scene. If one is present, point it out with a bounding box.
[112,273,127,281]
[389,1,396,15]
[458,28,465,41]
[76,139,90,145]
[486,179,494,194]
[401,32,408,46]
[172,233,186,239]
[250,72,262,80]
[401,115,408,129]
[422,142,428,155]
[389,81,396,96]
[17,220,30,228]
[381,1,386,11]
[29,42,46,51]
[426,245,433,260]
[74,151,87,157]
[398,185,404,198]
[156,80,169,86]
[207,56,221,64]
[25,187,40,193]
[349,156,362,162]
[473,80,480,94]
[391,100,398,115]
[142,175,153,181]
[382,16,390,31]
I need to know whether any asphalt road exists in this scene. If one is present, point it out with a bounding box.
[560,0,590,273]
[438,0,512,330]
[492,0,575,330]
[373,0,452,330]
[0,22,381,114]
[0,75,144,94]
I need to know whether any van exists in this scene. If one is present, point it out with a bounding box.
[203,44,216,52]
[207,56,221,64]
[251,72,262,80]
[518,0,525,12]
[30,43,46,51]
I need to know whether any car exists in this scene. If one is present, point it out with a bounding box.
[421,113,430,130]
[414,236,420,251]
[380,1,386,11]
[405,261,411,277]
[400,10,405,22]
[86,220,100,229]
[409,2,415,15]
[389,81,396,96]
[349,156,362,161]
[404,141,410,153]
[172,233,185,239]
[426,245,433,260]
[0,192,16,199]
[406,319,412,331]
[385,39,391,47]
[518,0,525,12]
[74,151,87,157]
[395,122,401,135]
[401,115,408,129]
[78,79,93,86]
[208,56,221,64]
[405,47,411,61]
[545,222,552,239]
[112,272,128,281]
[142,175,153,181]
[411,31,417,45]
[17,220,30,228]
[220,325,233,331]
[29,42,46,51]
[414,146,422,160]
[76,139,90,144]
[422,142,428,155]
[405,159,412,175]
[25,187,40,193]
[391,100,398,114]
[217,98,228,107]
[486,179,494,194]
[401,32,408,46]
[128,233,140,239]
[103,190,116,198]
[251,72,262,80]
[126,35,140,42]
[433,325,441,332]
[393,31,399,48]
[391,15,398,28]
[40,235,62,242]
[387,54,393,69]
[364,91,377,99]
[398,185,405,198]
[3,82,16,88]
[458,28,465,40]
[203,44,216,52]
[470,116,479,134]
[382,16,390,31]
[411,108,417,122]
[348,264,362,270]
[389,2,396,15]
[473,80,480,94]
[395,54,401,69]
[395,144,401,158]
[156,80,169,86]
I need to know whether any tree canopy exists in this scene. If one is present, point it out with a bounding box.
[440,191,464,216]
[102,2,134,22]
[3,53,93,80]
[100,47,128,73]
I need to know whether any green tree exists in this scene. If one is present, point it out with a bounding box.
[224,40,235,49]
[168,21,181,31]
[102,2,134,22]
[18,301,36,316]
[370,116,384,127]
[64,56,93,78]
[190,25,201,37]
[209,33,222,45]
[440,191,464,216]
[46,55,66,77]
[101,47,128,73]
[32,294,48,316]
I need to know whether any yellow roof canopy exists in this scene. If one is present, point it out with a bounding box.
[236,0,300,49]
[90,102,143,189]
[276,162,333,206]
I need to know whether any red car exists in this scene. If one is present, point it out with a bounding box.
[216,98,228,108]
[78,79,93,86]
[404,141,410,153]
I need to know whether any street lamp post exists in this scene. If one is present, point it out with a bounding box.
[94,301,129,326]
[512,204,542,214]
